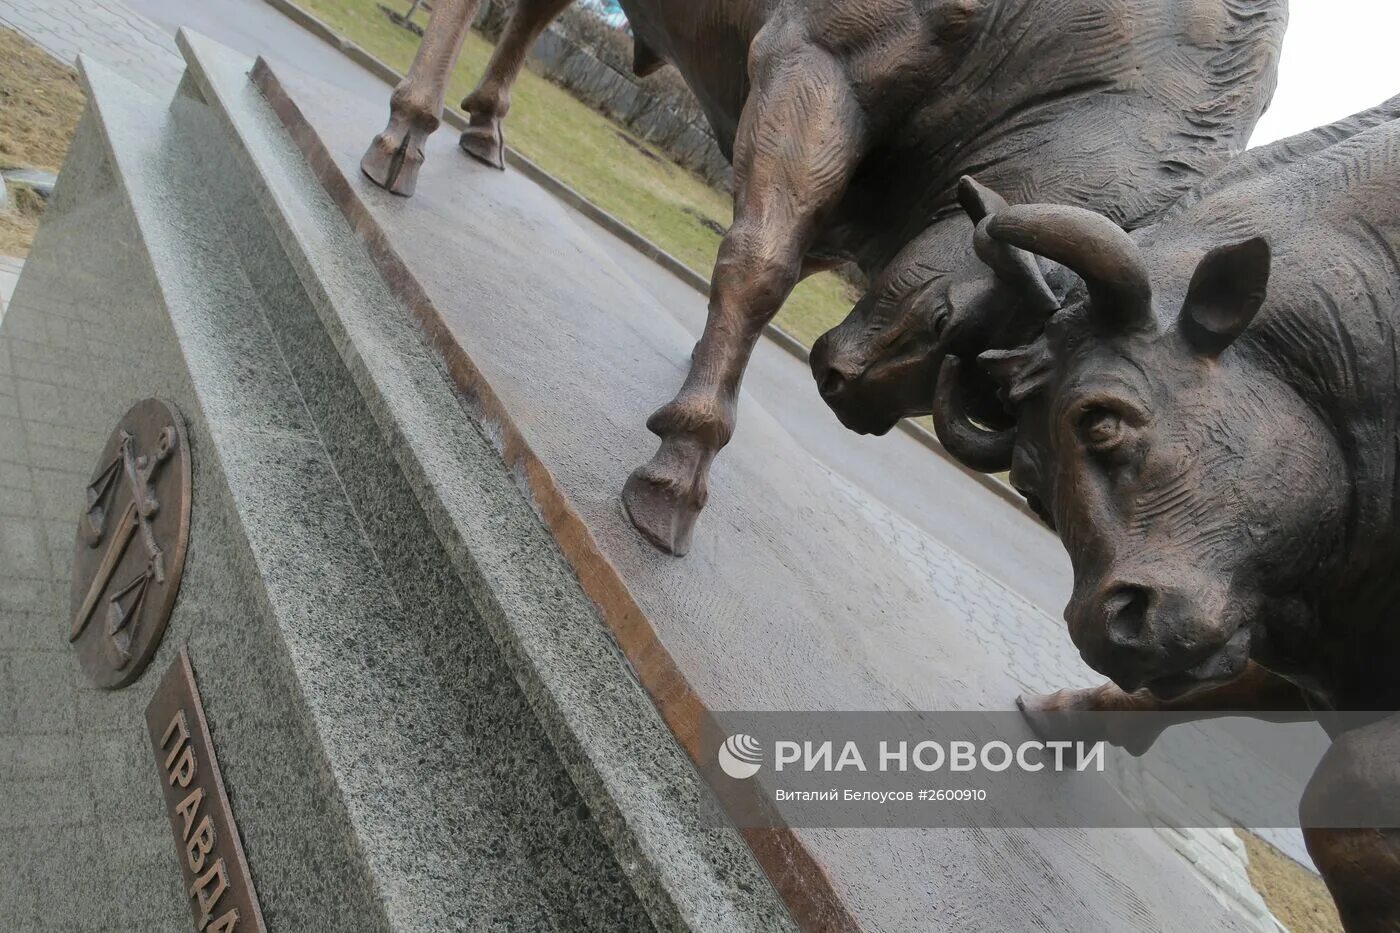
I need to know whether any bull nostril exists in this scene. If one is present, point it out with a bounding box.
[820,367,848,399]
[1102,584,1151,648]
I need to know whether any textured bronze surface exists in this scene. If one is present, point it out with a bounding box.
[146,650,266,933]
[363,0,1286,555]
[69,398,191,688]
[945,99,1400,930]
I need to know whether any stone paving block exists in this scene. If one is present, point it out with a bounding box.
[0,775,94,830]
[94,816,188,929]
[43,544,68,585]
[6,824,108,927]
[3,611,65,654]
[0,513,47,578]
[0,575,60,616]
[28,466,86,520]
[0,0,182,92]
[0,261,19,323]
[72,681,140,739]
[0,729,83,782]
[86,728,154,823]
[7,649,80,736]
[1,339,69,380]
[0,836,26,918]
[0,653,14,738]
[0,483,35,517]
[37,483,89,524]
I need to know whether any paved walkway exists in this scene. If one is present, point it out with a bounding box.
[0,0,1310,916]
[0,0,404,109]
[0,0,182,93]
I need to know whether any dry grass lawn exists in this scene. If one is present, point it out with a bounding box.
[0,28,86,257]
[1238,830,1343,933]
[0,183,48,257]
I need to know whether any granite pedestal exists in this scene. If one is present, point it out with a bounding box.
[0,29,1267,932]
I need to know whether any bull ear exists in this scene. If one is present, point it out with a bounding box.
[1179,237,1270,356]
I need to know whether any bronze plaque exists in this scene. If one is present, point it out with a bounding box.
[69,398,191,688]
[146,649,267,933]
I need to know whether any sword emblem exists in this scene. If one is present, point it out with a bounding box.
[70,424,179,666]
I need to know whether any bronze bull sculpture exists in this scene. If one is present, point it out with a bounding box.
[361,0,1284,554]
[946,97,1400,930]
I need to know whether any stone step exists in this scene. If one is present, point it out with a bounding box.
[167,26,789,933]
[70,53,632,930]
[0,33,782,932]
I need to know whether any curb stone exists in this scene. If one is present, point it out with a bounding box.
[1,167,59,198]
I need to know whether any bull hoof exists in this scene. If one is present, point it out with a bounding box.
[459,115,506,171]
[1018,689,1161,757]
[1017,689,1078,715]
[361,121,430,196]
[622,460,706,557]
[1016,691,1071,741]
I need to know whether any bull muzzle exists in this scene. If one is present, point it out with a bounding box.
[1071,578,1249,698]
[809,331,916,436]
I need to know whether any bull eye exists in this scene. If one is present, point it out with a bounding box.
[1078,407,1125,452]
[932,309,949,339]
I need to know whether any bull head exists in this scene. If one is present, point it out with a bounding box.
[811,177,1059,464]
[974,204,1350,698]
[929,178,1066,472]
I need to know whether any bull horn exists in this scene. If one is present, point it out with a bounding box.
[986,204,1152,331]
[933,356,1015,473]
[958,177,1058,315]
[974,218,1059,314]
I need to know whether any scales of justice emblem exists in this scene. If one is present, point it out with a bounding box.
[69,398,192,688]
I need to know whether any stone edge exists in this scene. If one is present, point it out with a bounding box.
[64,54,399,929]
[244,50,860,933]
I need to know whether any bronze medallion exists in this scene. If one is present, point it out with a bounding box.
[69,398,191,688]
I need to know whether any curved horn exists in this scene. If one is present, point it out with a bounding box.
[957,174,1010,223]
[933,356,1015,473]
[958,177,1058,315]
[974,218,1059,314]
[986,204,1152,330]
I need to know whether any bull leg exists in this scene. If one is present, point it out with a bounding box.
[459,0,572,169]
[1019,661,1308,755]
[361,0,483,196]
[1301,714,1400,930]
[1305,827,1400,932]
[622,36,867,555]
